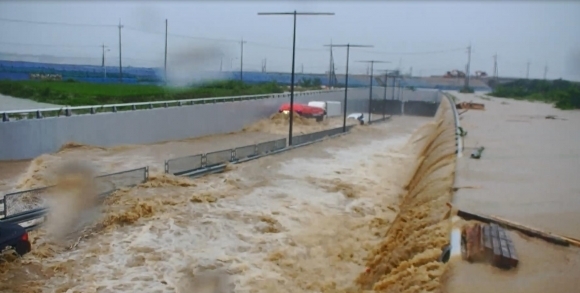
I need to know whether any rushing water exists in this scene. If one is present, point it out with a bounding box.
[0,116,429,293]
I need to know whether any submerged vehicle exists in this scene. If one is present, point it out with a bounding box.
[0,221,32,256]
[278,103,326,122]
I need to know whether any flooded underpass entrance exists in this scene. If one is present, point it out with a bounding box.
[0,116,437,292]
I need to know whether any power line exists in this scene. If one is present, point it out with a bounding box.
[0,17,116,28]
[0,41,101,48]
[324,43,373,131]
[258,10,335,146]
[358,47,465,56]
[356,60,390,124]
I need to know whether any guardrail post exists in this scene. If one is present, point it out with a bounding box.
[164,160,169,173]
[164,102,169,108]
[2,112,9,122]
[149,103,153,109]
[144,166,149,181]
[65,108,72,116]
[112,106,118,113]
[35,110,43,119]
[201,154,207,168]
[231,149,236,162]
[132,105,137,110]
[178,101,183,106]
[90,107,96,114]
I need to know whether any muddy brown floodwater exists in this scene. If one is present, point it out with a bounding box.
[445,92,580,293]
[0,113,428,292]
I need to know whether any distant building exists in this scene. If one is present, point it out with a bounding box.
[474,71,488,78]
[444,70,466,78]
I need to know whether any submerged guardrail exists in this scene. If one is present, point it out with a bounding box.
[0,167,149,230]
[0,110,395,232]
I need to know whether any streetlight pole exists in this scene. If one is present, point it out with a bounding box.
[258,11,334,146]
[324,44,373,132]
[357,60,389,124]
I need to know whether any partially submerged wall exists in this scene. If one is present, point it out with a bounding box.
[356,96,456,292]
[0,89,370,160]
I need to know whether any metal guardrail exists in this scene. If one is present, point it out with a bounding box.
[292,126,349,146]
[0,89,346,121]
[165,138,287,176]
[442,91,463,157]
[0,166,149,230]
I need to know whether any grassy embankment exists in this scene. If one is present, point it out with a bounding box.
[0,80,283,106]
[490,79,580,110]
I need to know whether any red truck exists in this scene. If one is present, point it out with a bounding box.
[278,103,325,122]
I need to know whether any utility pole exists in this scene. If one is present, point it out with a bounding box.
[379,69,396,120]
[324,43,373,132]
[101,43,110,80]
[357,60,390,124]
[301,63,304,74]
[464,43,471,90]
[258,11,334,146]
[526,60,531,79]
[164,19,168,83]
[261,59,267,73]
[390,70,400,100]
[328,39,333,88]
[240,38,246,82]
[493,53,498,84]
[118,19,124,82]
[544,63,548,80]
[220,58,223,72]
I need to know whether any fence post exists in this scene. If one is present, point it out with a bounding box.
[2,113,8,122]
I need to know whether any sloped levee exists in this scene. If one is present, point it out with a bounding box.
[355,97,456,292]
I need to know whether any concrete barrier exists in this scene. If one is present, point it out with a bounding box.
[0,88,370,160]
[0,88,444,160]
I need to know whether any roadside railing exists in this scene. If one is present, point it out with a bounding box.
[164,123,368,177]
[165,138,287,176]
[442,91,463,157]
[0,111,394,232]
[0,89,346,122]
[0,166,148,230]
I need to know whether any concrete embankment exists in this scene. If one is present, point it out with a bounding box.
[355,97,456,292]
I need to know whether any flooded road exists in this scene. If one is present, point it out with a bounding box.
[0,115,428,292]
[0,115,357,194]
[446,92,580,293]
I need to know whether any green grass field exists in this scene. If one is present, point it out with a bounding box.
[490,79,580,110]
[0,80,283,106]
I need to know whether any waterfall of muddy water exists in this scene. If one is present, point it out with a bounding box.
[355,98,456,292]
[242,113,358,135]
[0,116,433,293]
[42,160,103,245]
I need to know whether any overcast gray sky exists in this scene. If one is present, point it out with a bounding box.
[1,1,579,80]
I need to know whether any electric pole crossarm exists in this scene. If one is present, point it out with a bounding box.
[322,43,374,131]
[356,60,390,124]
[258,12,334,15]
[258,10,334,146]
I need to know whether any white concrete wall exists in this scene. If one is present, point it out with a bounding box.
[0,88,372,160]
